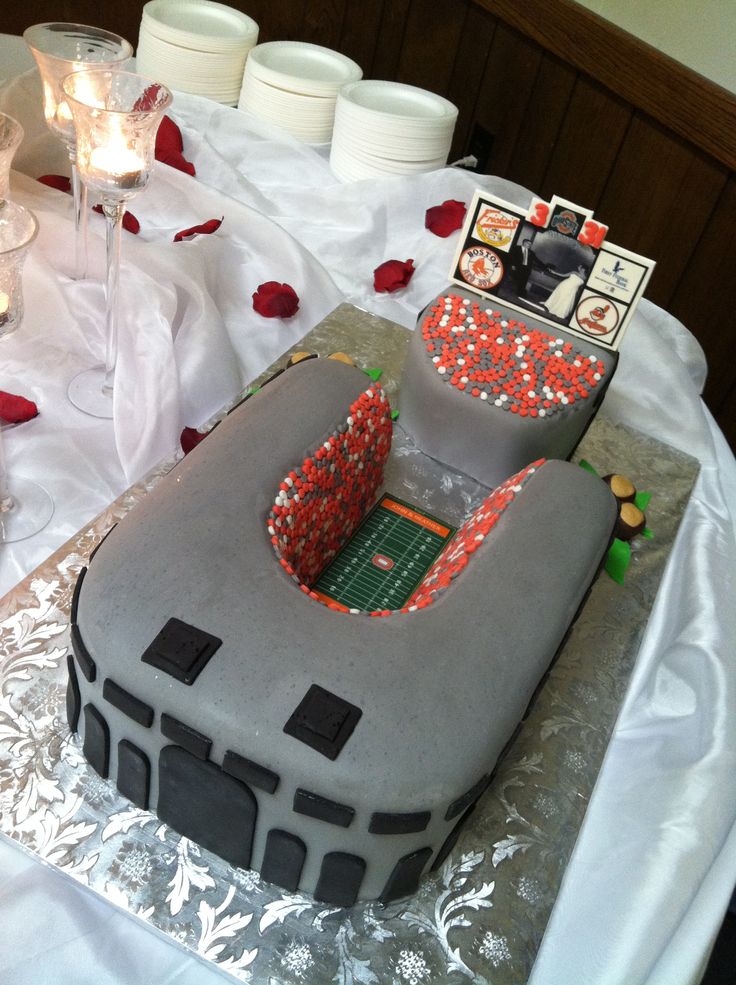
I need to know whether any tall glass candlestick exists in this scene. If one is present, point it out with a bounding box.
[0,113,24,202]
[24,23,133,280]
[0,200,52,542]
[62,70,172,418]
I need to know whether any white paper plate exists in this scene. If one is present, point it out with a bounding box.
[141,0,258,52]
[247,41,361,95]
[338,80,457,123]
[332,116,453,158]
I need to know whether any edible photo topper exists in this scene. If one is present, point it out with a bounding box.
[449,191,656,350]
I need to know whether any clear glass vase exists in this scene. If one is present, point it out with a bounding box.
[23,23,133,280]
[62,69,172,418]
[0,113,24,202]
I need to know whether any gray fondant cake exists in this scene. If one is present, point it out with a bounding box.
[400,290,618,488]
[68,355,617,905]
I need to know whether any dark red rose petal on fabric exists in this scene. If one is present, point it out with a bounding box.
[156,115,196,177]
[133,83,162,112]
[0,391,39,424]
[38,174,72,194]
[174,217,223,242]
[180,427,208,454]
[92,204,140,234]
[373,258,415,293]
[425,199,466,237]
[252,281,300,318]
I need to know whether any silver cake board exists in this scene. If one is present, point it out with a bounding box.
[0,303,700,984]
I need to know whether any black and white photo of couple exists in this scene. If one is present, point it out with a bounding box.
[499,221,596,323]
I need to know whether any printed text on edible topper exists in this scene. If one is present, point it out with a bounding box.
[448,190,656,351]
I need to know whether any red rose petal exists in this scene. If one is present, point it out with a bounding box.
[180,426,208,454]
[0,391,39,424]
[252,281,300,318]
[425,199,466,237]
[92,204,140,234]
[373,258,415,293]
[133,83,162,112]
[174,217,223,242]
[156,115,196,177]
[38,174,72,194]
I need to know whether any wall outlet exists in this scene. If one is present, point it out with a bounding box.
[467,123,495,173]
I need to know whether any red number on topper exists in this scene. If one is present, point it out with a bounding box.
[528,200,550,227]
[578,220,607,249]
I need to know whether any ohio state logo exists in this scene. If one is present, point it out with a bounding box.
[551,209,579,236]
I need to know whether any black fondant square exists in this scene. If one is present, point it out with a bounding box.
[141,618,221,685]
[283,684,362,761]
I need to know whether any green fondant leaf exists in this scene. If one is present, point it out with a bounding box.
[642,527,654,540]
[391,409,400,421]
[578,459,598,476]
[605,538,631,584]
[365,367,383,381]
[635,490,652,511]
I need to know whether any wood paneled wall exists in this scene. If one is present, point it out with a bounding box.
[7,0,735,448]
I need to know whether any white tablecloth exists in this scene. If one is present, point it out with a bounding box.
[1,34,735,985]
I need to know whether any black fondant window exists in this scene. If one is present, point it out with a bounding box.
[283,684,362,761]
[141,617,221,685]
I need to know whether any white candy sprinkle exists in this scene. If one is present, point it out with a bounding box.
[438,366,446,374]
[457,357,465,365]
[494,398,502,406]
[523,373,531,381]
[556,338,564,345]
[480,391,488,400]
[432,356,440,363]
[468,343,475,351]
[461,376,469,383]
[501,394,508,402]
[463,299,470,305]
[539,409,546,417]
[574,359,581,367]
[594,372,601,380]
[501,319,509,328]
[528,390,536,398]
[496,336,504,344]
[561,396,569,405]
[480,334,488,341]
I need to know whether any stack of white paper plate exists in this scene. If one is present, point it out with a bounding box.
[238,41,362,143]
[330,80,458,181]
[137,0,258,104]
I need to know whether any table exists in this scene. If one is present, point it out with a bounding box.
[1,33,736,985]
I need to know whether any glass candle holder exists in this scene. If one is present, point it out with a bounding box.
[0,113,24,202]
[62,70,172,418]
[0,200,39,340]
[23,23,133,280]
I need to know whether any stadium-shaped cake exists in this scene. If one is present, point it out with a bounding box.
[68,343,616,905]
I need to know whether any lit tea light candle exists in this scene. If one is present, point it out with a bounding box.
[89,131,145,190]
